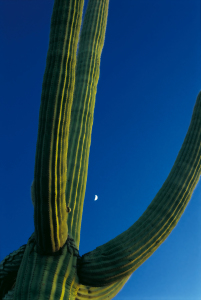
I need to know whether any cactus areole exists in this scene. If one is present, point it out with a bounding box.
[1,0,201,299]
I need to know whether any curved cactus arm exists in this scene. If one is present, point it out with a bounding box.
[0,244,26,299]
[33,0,84,254]
[77,91,201,286]
[66,0,109,248]
[76,276,130,300]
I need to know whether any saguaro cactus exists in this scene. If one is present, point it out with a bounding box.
[1,0,201,299]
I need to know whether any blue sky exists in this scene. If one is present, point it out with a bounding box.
[0,0,201,299]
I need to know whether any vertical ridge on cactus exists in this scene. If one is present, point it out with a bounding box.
[66,0,109,248]
[33,0,84,254]
[1,0,200,299]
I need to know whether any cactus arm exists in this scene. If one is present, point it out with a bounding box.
[65,0,109,248]
[76,276,130,300]
[33,0,84,254]
[0,244,26,299]
[77,92,201,286]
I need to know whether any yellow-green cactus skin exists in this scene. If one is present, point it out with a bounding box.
[0,0,201,299]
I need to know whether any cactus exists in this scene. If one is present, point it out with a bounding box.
[1,0,201,299]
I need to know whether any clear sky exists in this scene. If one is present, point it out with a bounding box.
[0,0,201,299]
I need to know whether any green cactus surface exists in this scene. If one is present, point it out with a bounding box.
[1,0,201,299]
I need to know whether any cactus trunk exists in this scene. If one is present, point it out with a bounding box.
[12,235,79,300]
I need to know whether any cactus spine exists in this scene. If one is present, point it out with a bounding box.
[0,0,201,299]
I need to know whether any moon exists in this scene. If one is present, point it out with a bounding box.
[94,195,98,201]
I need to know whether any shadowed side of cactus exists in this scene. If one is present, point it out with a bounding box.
[0,245,26,299]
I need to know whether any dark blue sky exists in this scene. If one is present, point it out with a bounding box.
[1,1,201,299]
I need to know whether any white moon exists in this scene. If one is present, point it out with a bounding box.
[94,195,98,201]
